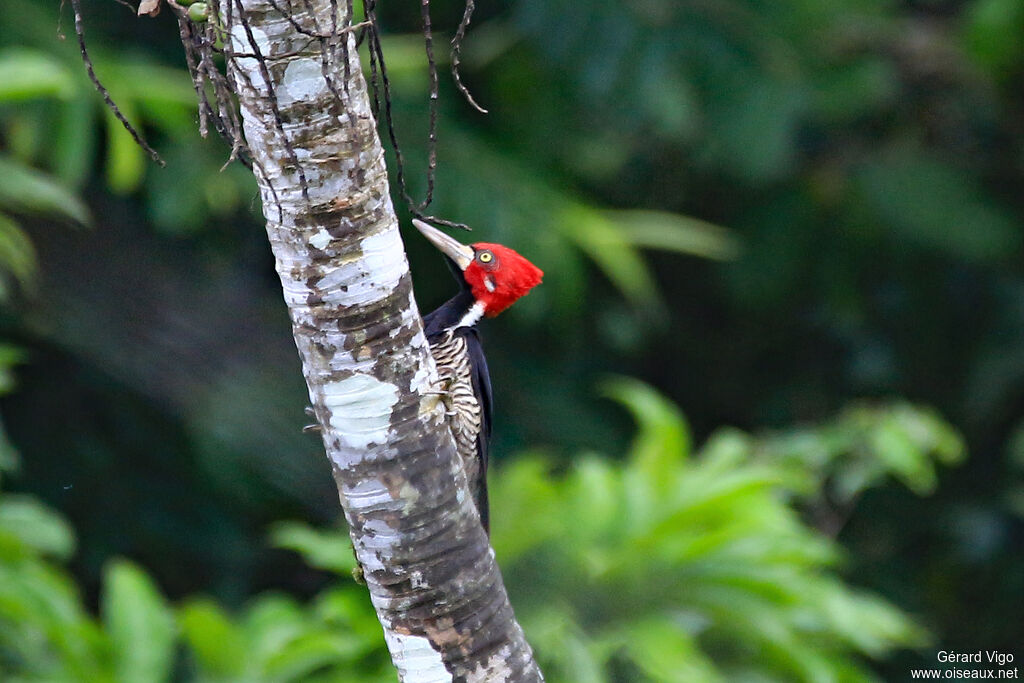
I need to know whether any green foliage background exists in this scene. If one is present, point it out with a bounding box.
[1,0,1022,679]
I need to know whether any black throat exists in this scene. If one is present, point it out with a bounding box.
[423,254,481,340]
[423,289,478,340]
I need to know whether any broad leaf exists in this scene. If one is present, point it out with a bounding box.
[0,48,75,101]
[269,521,358,575]
[0,156,91,225]
[102,560,176,683]
[0,495,75,560]
[606,209,739,261]
[179,598,247,678]
[0,213,38,291]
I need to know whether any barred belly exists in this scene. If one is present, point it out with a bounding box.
[429,331,482,487]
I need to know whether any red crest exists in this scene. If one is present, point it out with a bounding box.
[463,243,543,316]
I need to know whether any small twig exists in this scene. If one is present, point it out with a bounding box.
[358,0,474,229]
[342,0,355,96]
[415,214,471,231]
[417,0,440,211]
[70,0,165,166]
[217,0,283,221]
[232,0,310,203]
[179,20,210,137]
[451,0,487,113]
[364,0,381,118]
[264,0,327,38]
[365,1,430,221]
[177,8,254,170]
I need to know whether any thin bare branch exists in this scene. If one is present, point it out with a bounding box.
[451,0,488,113]
[70,0,165,166]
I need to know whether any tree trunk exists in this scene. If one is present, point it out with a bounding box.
[218,0,543,679]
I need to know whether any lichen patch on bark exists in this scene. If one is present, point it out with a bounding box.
[281,58,328,104]
[322,374,399,449]
[464,646,516,683]
[360,228,409,291]
[309,227,333,251]
[384,632,453,683]
[339,476,397,511]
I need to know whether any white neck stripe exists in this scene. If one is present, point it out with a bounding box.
[452,301,485,330]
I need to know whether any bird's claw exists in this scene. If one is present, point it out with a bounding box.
[351,543,366,585]
[302,406,322,433]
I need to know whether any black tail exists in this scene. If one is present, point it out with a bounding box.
[476,480,490,536]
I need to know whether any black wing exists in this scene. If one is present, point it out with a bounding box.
[422,292,493,534]
[464,327,492,533]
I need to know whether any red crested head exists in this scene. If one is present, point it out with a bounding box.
[463,242,544,316]
[412,220,543,318]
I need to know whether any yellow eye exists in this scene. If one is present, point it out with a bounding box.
[478,251,494,263]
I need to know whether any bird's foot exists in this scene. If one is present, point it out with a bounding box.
[302,405,322,433]
[424,375,457,415]
[351,543,366,585]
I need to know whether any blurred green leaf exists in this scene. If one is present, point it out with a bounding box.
[360,34,442,90]
[855,153,1022,263]
[52,95,99,187]
[740,401,965,504]
[0,421,19,476]
[634,48,700,139]
[869,415,937,494]
[559,204,661,310]
[563,456,620,547]
[0,495,75,560]
[490,455,561,561]
[606,209,740,261]
[704,78,805,182]
[812,59,898,123]
[104,61,199,107]
[263,631,369,681]
[269,521,358,574]
[0,343,27,396]
[0,379,954,683]
[621,617,723,683]
[104,108,147,195]
[0,213,38,292]
[313,587,382,642]
[242,593,308,663]
[492,382,939,681]
[819,585,929,657]
[102,559,176,683]
[0,48,75,101]
[0,155,91,225]
[600,374,691,471]
[0,561,109,681]
[522,605,612,683]
[963,0,1024,77]
[179,599,247,678]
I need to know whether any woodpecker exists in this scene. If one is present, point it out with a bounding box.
[413,219,543,533]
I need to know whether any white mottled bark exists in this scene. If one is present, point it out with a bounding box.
[214,0,543,680]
